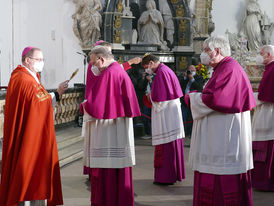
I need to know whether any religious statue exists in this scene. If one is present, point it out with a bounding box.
[261,12,274,45]
[226,29,252,67]
[137,0,168,50]
[72,0,102,49]
[159,0,175,45]
[239,0,263,51]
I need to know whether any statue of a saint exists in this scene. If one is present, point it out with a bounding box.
[137,0,167,50]
[72,0,102,49]
[159,0,175,45]
[239,0,263,51]
[261,12,274,45]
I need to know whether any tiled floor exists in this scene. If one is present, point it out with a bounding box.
[61,137,274,206]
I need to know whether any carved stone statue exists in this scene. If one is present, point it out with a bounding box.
[137,0,168,50]
[72,0,102,49]
[239,0,263,51]
[158,0,175,45]
[226,29,254,67]
[261,12,274,45]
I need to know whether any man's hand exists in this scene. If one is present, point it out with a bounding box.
[128,57,142,65]
[146,93,151,101]
[57,80,69,96]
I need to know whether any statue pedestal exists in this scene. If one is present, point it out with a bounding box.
[246,64,264,91]
[173,46,194,52]
[112,43,125,50]
[125,44,158,52]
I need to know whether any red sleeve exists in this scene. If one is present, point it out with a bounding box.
[122,62,131,71]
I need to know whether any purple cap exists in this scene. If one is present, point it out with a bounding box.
[22,46,34,58]
[94,40,104,47]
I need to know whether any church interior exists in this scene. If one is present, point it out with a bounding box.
[0,0,273,205]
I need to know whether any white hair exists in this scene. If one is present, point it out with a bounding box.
[203,35,231,57]
[261,45,274,56]
[89,45,113,59]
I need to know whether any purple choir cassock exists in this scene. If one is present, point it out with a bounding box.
[83,40,133,176]
[252,61,274,191]
[82,60,140,206]
[189,56,256,206]
[151,63,186,184]
[252,140,274,191]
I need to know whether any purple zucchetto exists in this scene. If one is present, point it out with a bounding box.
[94,40,105,47]
[22,46,35,58]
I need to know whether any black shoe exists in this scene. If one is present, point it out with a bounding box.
[153,181,174,186]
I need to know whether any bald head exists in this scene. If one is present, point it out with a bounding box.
[188,65,196,72]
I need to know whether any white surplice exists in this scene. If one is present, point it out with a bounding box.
[252,92,274,141]
[82,109,135,168]
[151,98,184,146]
[189,93,253,175]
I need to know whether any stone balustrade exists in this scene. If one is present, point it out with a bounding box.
[245,64,264,92]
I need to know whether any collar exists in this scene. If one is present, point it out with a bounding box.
[24,66,40,84]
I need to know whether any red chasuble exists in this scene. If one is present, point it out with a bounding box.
[0,65,63,206]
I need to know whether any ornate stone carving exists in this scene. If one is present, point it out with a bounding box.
[226,30,254,67]
[117,1,123,13]
[176,5,184,17]
[159,0,175,44]
[72,0,102,49]
[115,16,122,29]
[239,0,263,51]
[237,0,273,52]
[114,30,121,43]
[261,12,274,45]
[179,19,187,32]
[137,0,168,50]
[193,0,214,37]
[54,91,83,125]
[171,0,179,4]
[179,36,187,46]
[179,56,188,70]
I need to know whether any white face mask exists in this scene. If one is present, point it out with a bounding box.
[33,61,44,72]
[191,71,196,76]
[255,55,264,65]
[145,68,153,75]
[200,52,211,65]
[91,65,101,76]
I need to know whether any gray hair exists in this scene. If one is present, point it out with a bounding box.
[89,45,113,59]
[22,48,41,62]
[203,36,231,57]
[261,45,274,56]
